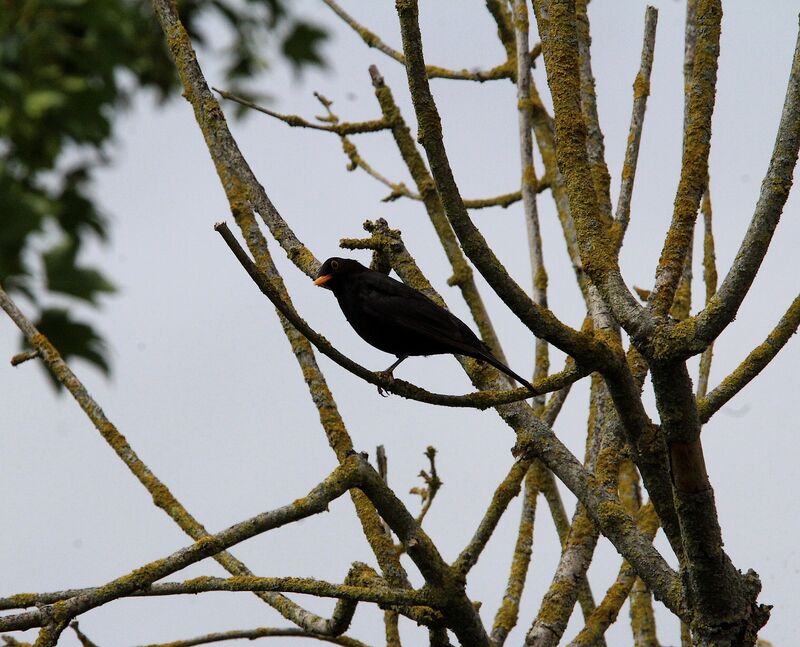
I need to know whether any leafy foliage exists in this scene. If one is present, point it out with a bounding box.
[34,308,111,388]
[0,0,328,385]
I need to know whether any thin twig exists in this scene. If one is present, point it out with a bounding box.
[696,188,717,398]
[214,88,388,135]
[452,457,534,575]
[320,0,525,82]
[490,467,539,646]
[339,136,420,200]
[512,0,549,411]
[10,349,38,366]
[698,293,800,424]
[615,6,658,243]
[1,572,437,611]
[139,627,370,647]
[69,622,99,647]
[412,447,442,525]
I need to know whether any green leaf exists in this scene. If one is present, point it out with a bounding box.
[281,22,328,71]
[31,308,110,390]
[23,90,66,117]
[56,165,109,240]
[2,0,332,385]
[43,237,116,304]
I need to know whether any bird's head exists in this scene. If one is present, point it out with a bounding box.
[313,257,366,290]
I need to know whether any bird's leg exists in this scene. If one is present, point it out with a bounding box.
[376,355,408,397]
[383,355,409,374]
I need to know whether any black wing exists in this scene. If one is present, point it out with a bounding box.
[356,271,485,355]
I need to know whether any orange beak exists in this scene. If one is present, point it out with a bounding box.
[313,273,333,286]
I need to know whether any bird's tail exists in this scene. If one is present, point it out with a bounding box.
[473,349,536,394]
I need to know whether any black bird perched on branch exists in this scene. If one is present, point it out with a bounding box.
[314,257,535,392]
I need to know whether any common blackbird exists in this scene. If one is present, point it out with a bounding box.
[314,257,535,392]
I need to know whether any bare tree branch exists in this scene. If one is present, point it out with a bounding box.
[320,0,515,82]
[490,467,539,647]
[140,627,370,647]
[696,188,717,398]
[395,0,609,368]
[368,67,509,363]
[214,88,388,134]
[566,504,659,647]
[649,0,721,318]
[452,457,534,575]
[512,0,550,410]
[673,19,800,357]
[698,293,800,424]
[615,6,658,243]
[0,458,363,636]
[0,284,347,633]
[2,570,436,612]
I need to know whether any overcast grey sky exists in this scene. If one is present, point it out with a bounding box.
[2,2,799,645]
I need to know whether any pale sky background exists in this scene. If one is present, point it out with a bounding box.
[2,2,799,645]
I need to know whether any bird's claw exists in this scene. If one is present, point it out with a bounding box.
[376,370,394,397]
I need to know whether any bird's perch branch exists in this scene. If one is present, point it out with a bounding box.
[214,222,584,408]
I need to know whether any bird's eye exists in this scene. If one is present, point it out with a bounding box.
[330,259,340,271]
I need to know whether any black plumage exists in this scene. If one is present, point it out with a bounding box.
[314,257,534,391]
